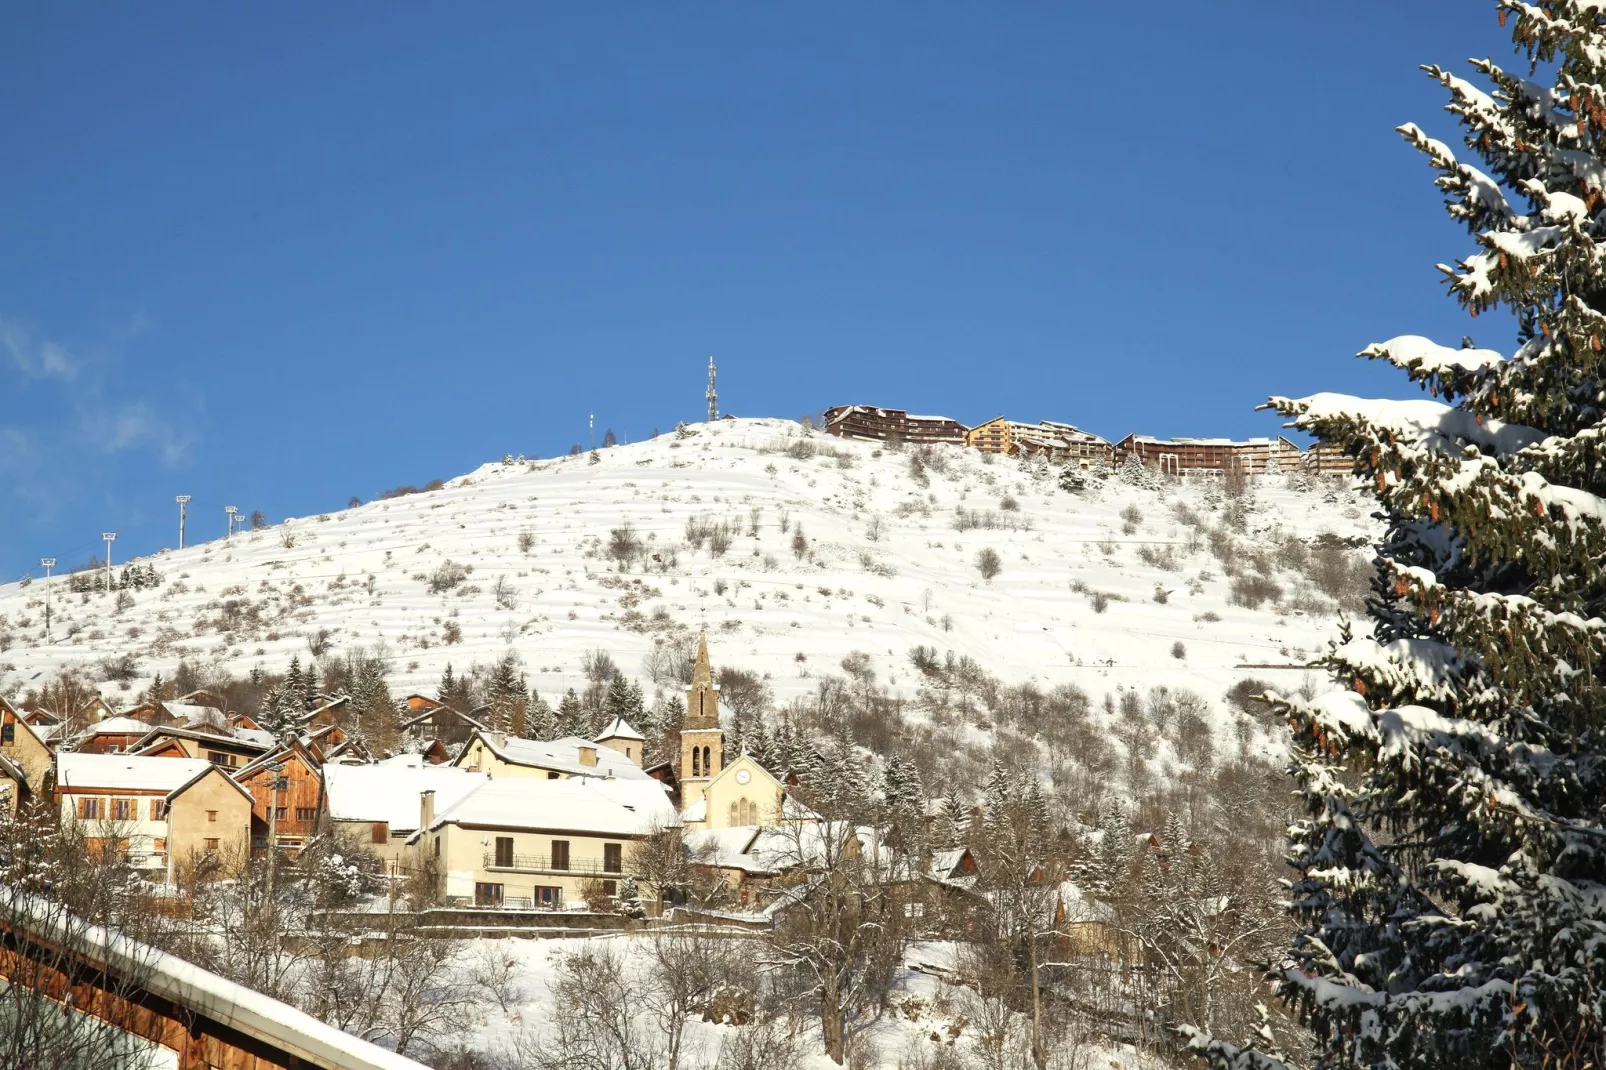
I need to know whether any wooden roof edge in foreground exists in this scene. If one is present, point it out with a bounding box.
[0,893,432,1070]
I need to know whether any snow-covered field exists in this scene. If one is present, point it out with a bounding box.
[0,418,1371,743]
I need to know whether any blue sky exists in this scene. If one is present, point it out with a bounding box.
[2,2,1502,576]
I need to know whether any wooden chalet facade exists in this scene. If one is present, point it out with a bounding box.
[235,743,324,857]
[823,406,969,446]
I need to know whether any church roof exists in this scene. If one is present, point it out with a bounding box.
[594,716,644,742]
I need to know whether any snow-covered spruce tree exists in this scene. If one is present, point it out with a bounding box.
[1188,6,1606,1067]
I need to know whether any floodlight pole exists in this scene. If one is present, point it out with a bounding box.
[225,506,237,541]
[175,495,191,549]
[101,533,116,591]
[40,558,55,639]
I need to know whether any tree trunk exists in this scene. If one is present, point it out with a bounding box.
[821,990,846,1064]
[1030,936,1046,1070]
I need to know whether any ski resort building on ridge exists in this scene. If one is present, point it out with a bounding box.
[826,403,1353,475]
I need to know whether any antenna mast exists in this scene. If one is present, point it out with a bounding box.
[175,495,191,549]
[706,355,718,422]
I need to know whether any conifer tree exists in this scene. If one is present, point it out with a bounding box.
[557,688,586,737]
[527,689,557,741]
[1189,7,1606,1065]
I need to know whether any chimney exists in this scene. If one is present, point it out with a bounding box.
[491,731,506,750]
[420,789,435,831]
[578,744,598,768]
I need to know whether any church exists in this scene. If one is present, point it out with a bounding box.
[676,632,791,830]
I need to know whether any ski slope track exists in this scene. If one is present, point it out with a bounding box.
[0,419,1376,747]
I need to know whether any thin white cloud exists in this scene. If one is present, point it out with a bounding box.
[0,317,78,381]
[100,402,193,467]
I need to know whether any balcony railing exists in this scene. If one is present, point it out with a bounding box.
[483,851,623,875]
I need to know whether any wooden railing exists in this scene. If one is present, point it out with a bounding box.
[482,851,623,875]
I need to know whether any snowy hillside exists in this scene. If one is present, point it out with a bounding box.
[0,419,1374,743]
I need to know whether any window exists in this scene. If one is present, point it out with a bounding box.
[110,798,133,821]
[550,840,569,870]
[2,722,15,744]
[602,879,617,896]
[151,800,167,820]
[692,747,700,777]
[296,807,317,822]
[547,771,559,780]
[603,843,622,874]
[495,837,514,868]
[77,797,103,820]
[274,807,287,821]
[153,838,166,852]
[536,886,561,907]
[703,746,711,775]
[903,901,926,919]
[204,838,220,852]
[207,810,218,823]
[625,746,631,759]
[475,882,504,907]
[729,802,738,826]
[371,822,388,844]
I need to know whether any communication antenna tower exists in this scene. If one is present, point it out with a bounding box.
[706,355,718,422]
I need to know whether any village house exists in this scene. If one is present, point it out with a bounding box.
[0,700,56,797]
[402,702,488,749]
[323,757,486,865]
[413,774,676,909]
[234,742,324,857]
[129,722,273,770]
[0,754,30,813]
[454,729,652,782]
[55,752,252,883]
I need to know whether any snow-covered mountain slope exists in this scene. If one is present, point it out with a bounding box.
[0,419,1374,732]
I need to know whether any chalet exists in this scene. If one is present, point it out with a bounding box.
[402,703,486,748]
[0,703,55,796]
[69,715,158,755]
[823,406,969,446]
[413,775,676,909]
[234,743,324,856]
[55,753,252,883]
[323,758,486,864]
[129,724,273,770]
[78,694,119,724]
[455,729,652,782]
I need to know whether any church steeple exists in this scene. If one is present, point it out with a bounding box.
[686,630,719,728]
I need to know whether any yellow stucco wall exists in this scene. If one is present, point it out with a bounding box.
[167,770,251,879]
[701,754,784,830]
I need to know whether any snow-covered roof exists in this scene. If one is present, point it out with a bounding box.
[55,753,248,802]
[323,763,487,831]
[680,796,707,823]
[76,716,152,735]
[685,826,769,871]
[594,716,644,742]
[431,775,676,836]
[130,724,272,753]
[5,893,432,1070]
[164,701,226,725]
[471,731,652,780]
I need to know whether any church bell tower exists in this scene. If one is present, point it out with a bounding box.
[679,631,723,810]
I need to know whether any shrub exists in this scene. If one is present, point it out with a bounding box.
[1091,592,1110,613]
[1229,573,1283,609]
[976,547,1002,581]
[492,575,518,610]
[1171,641,1186,659]
[791,527,808,560]
[608,524,643,565]
[708,527,733,557]
[1226,677,1274,718]
[428,560,469,594]
[999,495,1019,512]
[442,620,463,644]
[518,530,535,553]
[1153,586,1170,605]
